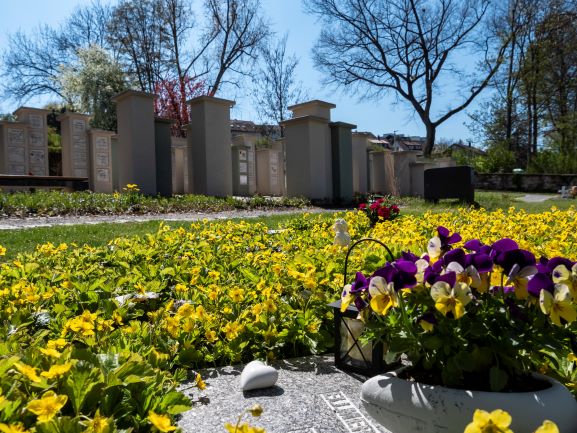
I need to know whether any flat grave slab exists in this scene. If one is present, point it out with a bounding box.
[178,355,391,433]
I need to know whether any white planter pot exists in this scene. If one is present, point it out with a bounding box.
[360,371,577,433]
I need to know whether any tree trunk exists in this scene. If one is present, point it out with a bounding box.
[423,123,436,158]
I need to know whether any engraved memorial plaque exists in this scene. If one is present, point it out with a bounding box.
[72,119,86,134]
[8,128,24,146]
[29,150,46,164]
[29,131,44,148]
[29,165,44,176]
[7,146,25,163]
[238,149,247,160]
[73,152,88,166]
[96,137,109,151]
[8,164,26,175]
[240,175,248,185]
[239,162,248,173]
[29,114,43,129]
[96,168,110,182]
[95,153,109,167]
[74,168,88,177]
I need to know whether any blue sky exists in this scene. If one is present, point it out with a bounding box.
[0,0,480,144]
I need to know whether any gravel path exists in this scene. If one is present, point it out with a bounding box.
[0,207,344,230]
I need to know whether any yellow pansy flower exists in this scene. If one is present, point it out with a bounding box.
[368,276,398,316]
[147,411,177,432]
[539,284,577,326]
[27,391,68,423]
[464,409,512,433]
[430,281,472,319]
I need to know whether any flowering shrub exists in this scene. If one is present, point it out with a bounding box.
[341,223,577,392]
[358,195,400,226]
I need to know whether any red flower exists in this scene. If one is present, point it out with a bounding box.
[359,203,367,210]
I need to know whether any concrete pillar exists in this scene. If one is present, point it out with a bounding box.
[154,117,174,197]
[256,147,284,196]
[13,107,49,176]
[330,121,356,204]
[88,129,114,193]
[370,149,396,195]
[0,121,29,175]
[352,133,371,195]
[392,151,418,196]
[410,161,437,197]
[281,100,335,201]
[59,112,91,178]
[187,96,234,196]
[112,90,157,195]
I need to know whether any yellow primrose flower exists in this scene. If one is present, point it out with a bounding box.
[0,423,30,433]
[464,409,512,433]
[14,362,41,383]
[41,362,73,379]
[195,373,207,390]
[205,330,218,343]
[224,423,266,433]
[39,347,61,359]
[147,411,177,432]
[230,288,245,303]
[248,404,263,417]
[368,276,398,316]
[84,411,110,433]
[430,281,472,319]
[27,391,68,423]
[534,420,559,433]
[568,353,577,363]
[47,338,67,349]
[0,246,6,256]
[539,284,577,326]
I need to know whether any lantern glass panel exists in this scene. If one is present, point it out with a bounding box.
[340,316,373,368]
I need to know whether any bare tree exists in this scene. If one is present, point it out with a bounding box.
[1,1,114,104]
[1,26,65,102]
[305,0,517,156]
[205,0,270,95]
[252,33,307,134]
[107,0,169,94]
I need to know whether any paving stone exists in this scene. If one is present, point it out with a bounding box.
[178,355,390,433]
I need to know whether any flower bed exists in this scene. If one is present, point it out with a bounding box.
[0,208,575,430]
[0,190,310,218]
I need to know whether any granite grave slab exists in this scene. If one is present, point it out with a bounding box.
[178,355,391,433]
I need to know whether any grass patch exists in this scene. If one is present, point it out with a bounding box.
[0,212,316,260]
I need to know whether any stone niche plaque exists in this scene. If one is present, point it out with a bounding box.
[13,107,49,176]
[59,113,91,179]
[88,130,114,193]
[0,125,28,175]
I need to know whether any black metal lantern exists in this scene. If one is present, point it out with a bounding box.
[329,238,395,376]
[329,299,385,376]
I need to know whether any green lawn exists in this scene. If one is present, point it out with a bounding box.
[0,190,573,260]
[0,213,312,260]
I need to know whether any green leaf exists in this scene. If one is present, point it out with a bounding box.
[63,365,104,414]
[489,366,509,392]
